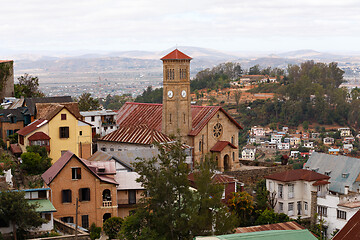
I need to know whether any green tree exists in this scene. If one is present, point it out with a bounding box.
[228,191,254,227]
[254,209,290,225]
[135,86,163,103]
[103,217,123,239]
[20,146,51,175]
[89,223,101,240]
[302,121,309,131]
[76,93,100,111]
[234,91,241,112]
[248,65,261,75]
[15,73,45,98]
[189,158,237,236]
[0,191,46,240]
[254,179,269,211]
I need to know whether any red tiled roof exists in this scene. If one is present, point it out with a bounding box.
[99,126,172,145]
[333,209,360,239]
[210,141,237,152]
[312,180,330,186]
[161,49,192,60]
[28,132,50,141]
[10,144,22,154]
[41,151,117,185]
[235,221,304,233]
[17,119,47,136]
[265,169,330,182]
[115,102,242,137]
[188,172,238,185]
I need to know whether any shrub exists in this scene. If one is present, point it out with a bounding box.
[103,217,123,239]
[89,223,101,240]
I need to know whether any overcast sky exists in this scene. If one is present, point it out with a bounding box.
[1,0,360,54]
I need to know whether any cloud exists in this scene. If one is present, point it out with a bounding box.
[1,0,360,52]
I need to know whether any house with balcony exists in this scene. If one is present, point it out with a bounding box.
[87,150,153,218]
[0,188,56,236]
[265,169,330,219]
[289,137,301,147]
[80,110,118,137]
[42,151,118,228]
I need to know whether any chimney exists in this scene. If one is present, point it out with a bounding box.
[310,191,317,227]
[344,186,349,195]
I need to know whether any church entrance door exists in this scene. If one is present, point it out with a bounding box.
[224,154,230,171]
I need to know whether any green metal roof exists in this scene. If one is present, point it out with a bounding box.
[195,229,317,240]
[27,199,57,213]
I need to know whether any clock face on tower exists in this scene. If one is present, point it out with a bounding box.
[181,90,187,98]
[167,90,173,98]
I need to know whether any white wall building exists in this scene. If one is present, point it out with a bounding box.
[266,169,330,219]
[338,127,352,137]
[242,146,256,160]
[304,142,314,149]
[271,134,283,144]
[277,142,290,150]
[251,126,265,137]
[80,110,118,137]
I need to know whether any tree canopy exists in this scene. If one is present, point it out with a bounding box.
[120,141,235,239]
[134,86,162,104]
[76,93,101,111]
[15,73,45,98]
[0,191,46,240]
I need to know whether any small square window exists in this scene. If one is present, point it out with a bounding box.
[91,116,95,122]
[80,131,82,136]
[72,168,81,180]
[60,127,69,138]
[62,189,72,203]
[79,188,90,201]
[61,114,67,120]
[110,148,114,151]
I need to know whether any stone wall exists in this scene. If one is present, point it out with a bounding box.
[225,165,293,186]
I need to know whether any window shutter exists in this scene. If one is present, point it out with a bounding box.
[79,189,83,201]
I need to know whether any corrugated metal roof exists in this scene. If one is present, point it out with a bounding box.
[195,229,317,240]
[80,110,116,117]
[304,152,360,194]
[17,119,47,136]
[28,199,56,213]
[265,169,329,182]
[161,49,192,60]
[115,172,144,190]
[333,209,360,239]
[41,151,117,185]
[235,221,304,233]
[116,102,242,137]
[99,126,172,145]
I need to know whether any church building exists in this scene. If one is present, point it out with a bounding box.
[115,49,242,171]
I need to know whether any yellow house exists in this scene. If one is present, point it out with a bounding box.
[17,105,92,163]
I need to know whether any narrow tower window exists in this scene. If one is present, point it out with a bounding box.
[169,114,172,123]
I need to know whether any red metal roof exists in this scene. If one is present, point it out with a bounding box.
[210,141,237,152]
[235,221,305,233]
[42,151,118,185]
[17,119,47,136]
[265,169,330,182]
[333,209,360,239]
[161,49,192,60]
[99,126,172,145]
[115,102,242,137]
[28,132,50,141]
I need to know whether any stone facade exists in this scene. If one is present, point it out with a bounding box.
[0,61,14,100]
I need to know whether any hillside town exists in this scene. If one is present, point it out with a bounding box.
[1,49,360,240]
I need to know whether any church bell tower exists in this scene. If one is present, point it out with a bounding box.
[161,49,192,142]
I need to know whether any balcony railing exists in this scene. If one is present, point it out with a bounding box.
[102,200,112,207]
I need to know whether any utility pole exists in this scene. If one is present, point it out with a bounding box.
[75,197,78,240]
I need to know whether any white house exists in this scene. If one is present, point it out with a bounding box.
[250,126,265,137]
[343,144,353,153]
[290,137,301,147]
[338,127,352,137]
[271,134,283,144]
[304,141,314,149]
[80,110,118,137]
[290,151,300,158]
[323,137,335,145]
[0,188,56,235]
[242,146,256,160]
[317,190,360,239]
[265,169,330,219]
[277,142,290,150]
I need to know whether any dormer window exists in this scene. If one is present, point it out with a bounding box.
[325,171,331,176]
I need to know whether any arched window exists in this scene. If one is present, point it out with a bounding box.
[231,136,234,144]
[233,152,235,162]
[199,141,202,152]
[103,189,111,201]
